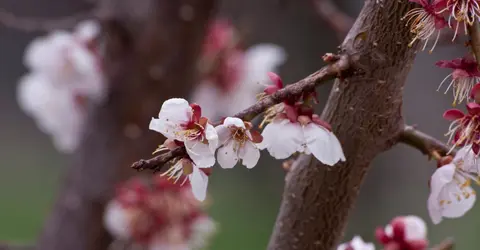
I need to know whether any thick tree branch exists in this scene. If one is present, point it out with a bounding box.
[36,0,216,250]
[467,21,480,62]
[267,0,419,249]
[0,7,94,31]
[431,238,454,250]
[131,54,351,172]
[312,0,354,40]
[399,125,454,156]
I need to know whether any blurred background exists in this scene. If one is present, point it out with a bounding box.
[1,0,479,249]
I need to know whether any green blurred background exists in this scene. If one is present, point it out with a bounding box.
[1,0,479,249]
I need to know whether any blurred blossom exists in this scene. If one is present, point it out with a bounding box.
[104,175,216,250]
[17,20,105,153]
[376,215,428,250]
[337,236,375,250]
[192,19,287,120]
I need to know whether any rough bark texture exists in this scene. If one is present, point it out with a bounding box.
[267,1,417,249]
[36,0,215,250]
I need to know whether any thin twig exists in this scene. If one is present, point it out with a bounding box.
[0,8,94,32]
[431,238,454,250]
[312,0,353,40]
[399,125,455,156]
[467,21,480,63]
[131,54,351,172]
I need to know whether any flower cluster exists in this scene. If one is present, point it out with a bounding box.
[337,215,428,250]
[258,73,346,165]
[104,175,216,250]
[403,0,480,225]
[17,20,105,153]
[404,0,480,48]
[191,19,286,120]
[149,73,345,201]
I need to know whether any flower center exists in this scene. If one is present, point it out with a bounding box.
[178,122,206,142]
[230,126,249,151]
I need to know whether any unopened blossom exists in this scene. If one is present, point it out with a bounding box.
[427,148,478,224]
[436,0,480,39]
[402,0,447,52]
[337,236,375,250]
[149,98,218,167]
[436,56,480,105]
[191,19,286,120]
[376,215,428,250]
[104,176,216,249]
[443,102,480,153]
[258,73,345,166]
[215,117,263,169]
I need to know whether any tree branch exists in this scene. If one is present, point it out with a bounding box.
[0,7,94,32]
[131,54,351,172]
[267,0,420,249]
[312,0,354,40]
[431,238,454,250]
[399,125,454,156]
[467,21,480,63]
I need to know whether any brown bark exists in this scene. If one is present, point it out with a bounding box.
[36,1,215,250]
[267,1,418,249]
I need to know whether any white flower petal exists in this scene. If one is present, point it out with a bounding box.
[74,20,100,42]
[258,119,304,159]
[221,44,286,116]
[337,236,375,250]
[402,215,427,241]
[217,140,238,169]
[24,31,73,73]
[190,82,221,120]
[103,201,131,239]
[215,124,231,146]
[427,164,476,224]
[441,185,476,218]
[454,145,480,174]
[239,142,260,169]
[224,117,245,128]
[185,140,216,167]
[303,123,345,166]
[242,44,287,85]
[205,123,219,151]
[150,98,191,139]
[189,166,209,201]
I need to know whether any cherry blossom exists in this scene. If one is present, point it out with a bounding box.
[149,98,219,167]
[436,56,480,105]
[17,20,104,153]
[104,176,216,249]
[215,117,263,169]
[257,73,345,166]
[443,102,480,153]
[337,236,375,250]
[375,215,428,250]
[427,148,478,224]
[436,0,480,39]
[402,0,447,52]
[191,19,286,120]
